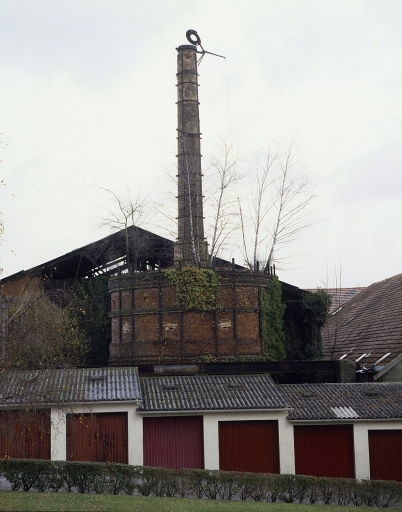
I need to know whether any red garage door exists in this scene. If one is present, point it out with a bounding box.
[369,430,402,481]
[0,409,50,460]
[219,420,280,473]
[294,424,355,478]
[67,412,128,464]
[143,416,204,469]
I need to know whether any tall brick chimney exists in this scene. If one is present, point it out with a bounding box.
[174,44,208,266]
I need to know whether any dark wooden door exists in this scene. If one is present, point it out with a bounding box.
[294,424,355,478]
[0,409,50,460]
[369,430,402,481]
[67,412,128,463]
[143,416,204,469]
[219,420,280,473]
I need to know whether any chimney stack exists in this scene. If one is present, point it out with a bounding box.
[174,44,208,266]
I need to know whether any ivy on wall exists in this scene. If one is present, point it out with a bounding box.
[164,267,220,311]
[301,289,331,359]
[283,288,331,362]
[67,277,109,366]
[261,276,286,361]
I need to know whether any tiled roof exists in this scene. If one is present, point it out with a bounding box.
[306,287,365,313]
[326,288,365,313]
[306,286,365,313]
[321,274,402,368]
[280,383,402,420]
[139,374,287,412]
[0,367,142,407]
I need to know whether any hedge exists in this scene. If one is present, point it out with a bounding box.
[0,459,401,507]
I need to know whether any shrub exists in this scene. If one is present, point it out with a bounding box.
[1,458,402,508]
[359,479,402,508]
[61,461,103,493]
[3,459,48,492]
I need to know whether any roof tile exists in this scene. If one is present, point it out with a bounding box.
[139,374,286,412]
[280,382,402,420]
[0,367,142,407]
[321,274,402,367]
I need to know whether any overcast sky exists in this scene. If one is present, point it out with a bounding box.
[1,0,401,289]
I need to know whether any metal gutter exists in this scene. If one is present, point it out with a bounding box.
[137,407,290,415]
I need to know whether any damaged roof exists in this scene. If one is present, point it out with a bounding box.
[0,367,142,407]
[139,374,287,412]
[1,225,174,284]
[280,382,402,421]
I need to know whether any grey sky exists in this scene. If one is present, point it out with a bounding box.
[1,0,401,289]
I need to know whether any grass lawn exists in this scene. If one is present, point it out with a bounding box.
[0,491,390,512]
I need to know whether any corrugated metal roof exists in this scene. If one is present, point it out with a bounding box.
[280,383,402,421]
[0,367,142,407]
[139,374,287,412]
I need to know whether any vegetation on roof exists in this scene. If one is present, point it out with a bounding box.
[164,266,220,311]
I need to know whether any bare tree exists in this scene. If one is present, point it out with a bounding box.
[98,186,148,272]
[237,140,316,272]
[203,143,240,263]
[237,148,278,270]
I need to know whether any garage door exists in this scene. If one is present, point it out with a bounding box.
[67,412,128,463]
[0,409,50,460]
[294,424,355,478]
[219,420,280,473]
[369,430,402,481]
[143,416,204,469]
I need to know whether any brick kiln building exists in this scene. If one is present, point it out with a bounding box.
[1,35,318,368]
[107,41,303,365]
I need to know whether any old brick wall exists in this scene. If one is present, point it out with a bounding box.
[109,271,269,364]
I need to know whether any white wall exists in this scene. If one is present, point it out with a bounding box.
[353,421,402,480]
[50,404,402,479]
[185,410,293,473]
[50,403,141,465]
[52,407,293,472]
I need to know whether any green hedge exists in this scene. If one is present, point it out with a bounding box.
[0,459,401,507]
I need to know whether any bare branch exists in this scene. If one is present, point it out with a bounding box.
[235,140,316,272]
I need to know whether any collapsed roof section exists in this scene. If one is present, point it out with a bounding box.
[1,226,175,286]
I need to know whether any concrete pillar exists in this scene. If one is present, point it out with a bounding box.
[130,408,143,466]
[278,415,295,474]
[353,423,370,479]
[203,415,220,469]
[51,409,66,461]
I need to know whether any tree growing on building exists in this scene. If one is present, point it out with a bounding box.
[237,140,316,272]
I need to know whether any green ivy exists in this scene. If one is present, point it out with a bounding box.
[164,267,220,311]
[301,289,331,359]
[261,276,286,361]
[66,277,109,366]
[302,289,331,328]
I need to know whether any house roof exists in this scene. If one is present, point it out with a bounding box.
[280,382,402,421]
[321,274,402,368]
[0,367,142,407]
[139,374,287,412]
[309,287,365,314]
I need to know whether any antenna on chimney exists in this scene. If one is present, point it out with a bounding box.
[186,29,225,65]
